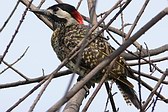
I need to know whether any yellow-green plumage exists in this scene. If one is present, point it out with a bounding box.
[51,24,140,109]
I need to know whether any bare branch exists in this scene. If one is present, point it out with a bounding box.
[63,88,87,112]
[131,69,168,84]
[76,0,83,10]
[104,82,117,112]
[87,0,98,25]
[37,0,46,8]
[0,47,29,75]
[28,69,71,112]
[21,0,53,30]
[122,44,168,60]
[2,61,29,80]
[130,73,168,104]
[0,70,72,89]
[138,46,143,110]
[6,78,47,112]
[128,56,168,66]
[151,86,163,112]
[61,74,76,111]
[0,0,20,32]
[55,0,63,3]
[125,0,150,40]
[141,69,168,111]
[0,0,34,63]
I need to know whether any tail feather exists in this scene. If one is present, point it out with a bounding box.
[116,80,140,109]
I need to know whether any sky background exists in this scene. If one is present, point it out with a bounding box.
[0,0,168,112]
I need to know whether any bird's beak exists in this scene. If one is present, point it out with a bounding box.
[31,9,51,17]
[31,8,67,27]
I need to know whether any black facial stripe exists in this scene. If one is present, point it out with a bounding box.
[49,14,67,24]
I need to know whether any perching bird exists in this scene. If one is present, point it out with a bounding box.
[32,3,140,109]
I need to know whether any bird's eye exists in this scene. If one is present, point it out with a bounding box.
[53,7,59,12]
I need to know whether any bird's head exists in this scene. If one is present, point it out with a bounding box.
[32,3,83,27]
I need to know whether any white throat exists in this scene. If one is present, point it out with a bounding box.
[55,8,78,26]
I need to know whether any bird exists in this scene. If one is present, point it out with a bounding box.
[32,3,140,109]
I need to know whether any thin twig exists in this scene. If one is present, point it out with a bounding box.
[0,70,72,89]
[95,0,131,38]
[131,69,168,84]
[138,46,142,110]
[151,85,163,112]
[6,78,47,112]
[126,0,150,40]
[130,73,168,104]
[0,47,29,75]
[128,56,168,66]
[145,99,155,111]
[55,0,63,3]
[119,23,132,31]
[0,0,34,63]
[125,0,150,51]
[28,55,76,112]
[28,68,72,112]
[37,0,46,8]
[107,29,167,81]
[124,47,167,80]
[76,0,83,10]
[2,61,29,80]
[122,44,168,60]
[144,42,153,72]
[0,0,20,32]
[141,69,168,111]
[21,0,53,30]
[120,2,125,42]
[104,82,117,112]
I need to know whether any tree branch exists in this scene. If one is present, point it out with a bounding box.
[63,88,87,112]
[122,44,168,60]
[141,69,168,111]
[0,70,72,89]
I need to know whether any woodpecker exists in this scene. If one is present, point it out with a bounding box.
[32,3,140,109]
